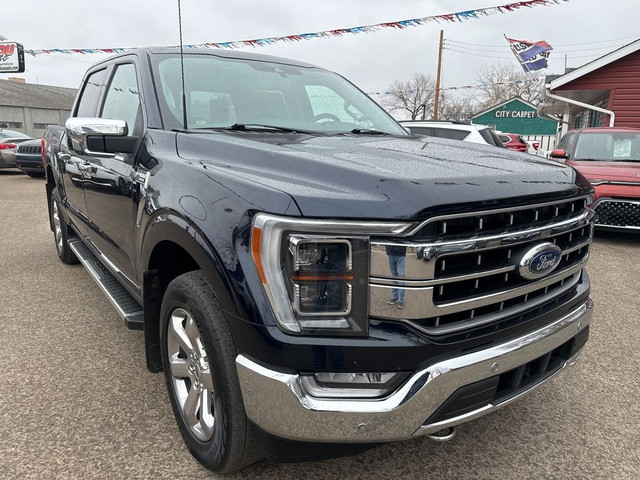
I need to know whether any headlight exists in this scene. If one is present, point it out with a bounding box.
[251,213,410,336]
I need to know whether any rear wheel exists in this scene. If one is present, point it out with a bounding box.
[50,187,78,264]
[160,271,261,472]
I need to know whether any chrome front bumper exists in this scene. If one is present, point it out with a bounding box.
[236,298,593,443]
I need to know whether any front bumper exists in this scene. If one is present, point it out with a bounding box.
[236,298,593,443]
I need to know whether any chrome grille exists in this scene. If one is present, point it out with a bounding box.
[17,144,41,155]
[369,196,593,335]
[594,199,640,229]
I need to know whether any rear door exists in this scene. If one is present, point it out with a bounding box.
[61,68,109,235]
[82,60,143,286]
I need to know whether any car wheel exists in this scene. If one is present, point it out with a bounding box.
[160,271,261,472]
[50,187,79,264]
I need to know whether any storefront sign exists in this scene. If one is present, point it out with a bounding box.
[0,42,25,73]
[494,110,537,119]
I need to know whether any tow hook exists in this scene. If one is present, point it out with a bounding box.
[427,426,457,442]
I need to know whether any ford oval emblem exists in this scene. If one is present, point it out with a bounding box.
[518,243,563,280]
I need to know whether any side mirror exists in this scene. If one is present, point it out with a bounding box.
[550,148,568,159]
[66,117,137,157]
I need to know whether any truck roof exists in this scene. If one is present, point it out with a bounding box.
[91,46,320,70]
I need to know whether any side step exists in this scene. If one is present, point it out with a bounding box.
[69,240,144,330]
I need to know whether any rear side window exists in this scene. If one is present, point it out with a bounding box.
[479,128,504,147]
[431,128,469,141]
[498,134,511,143]
[76,69,107,117]
[408,126,435,136]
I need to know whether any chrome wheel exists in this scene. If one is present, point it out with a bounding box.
[167,307,215,441]
[52,200,63,254]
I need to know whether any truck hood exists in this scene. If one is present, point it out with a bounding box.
[568,160,640,184]
[177,132,588,219]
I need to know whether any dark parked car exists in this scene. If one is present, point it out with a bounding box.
[16,139,45,177]
[0,129,31,168]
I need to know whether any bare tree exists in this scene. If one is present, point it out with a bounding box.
[474,63,543,109]
[0,34,6,41]
[385,73,437,120]
[440,96,479,123]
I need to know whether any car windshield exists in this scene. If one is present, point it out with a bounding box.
[152,53,406,135]
[574,132,640,162]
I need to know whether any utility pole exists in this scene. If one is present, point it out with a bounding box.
[433,30,444,120]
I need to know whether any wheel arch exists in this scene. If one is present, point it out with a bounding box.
[141,213,240,373]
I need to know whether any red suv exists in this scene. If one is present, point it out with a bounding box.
[551,127,640,231]
[498,133,528,152]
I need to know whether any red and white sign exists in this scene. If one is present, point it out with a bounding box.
[0,42,25,73]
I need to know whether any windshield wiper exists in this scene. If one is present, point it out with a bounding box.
[349,128,388,135]
[224,123,318,134]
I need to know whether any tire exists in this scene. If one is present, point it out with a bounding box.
[50,187,79,264]
[160,271,261,472]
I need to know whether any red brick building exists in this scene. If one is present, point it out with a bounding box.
[540,38,640,136]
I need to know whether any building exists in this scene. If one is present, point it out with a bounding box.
[539,38,640,136]
[471,96,560,153]
[0,78,77,138]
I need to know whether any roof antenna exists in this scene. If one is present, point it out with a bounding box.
[178,0,188,130]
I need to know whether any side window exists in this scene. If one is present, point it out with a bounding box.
[432,128,470,141]
[76,69,107,117]
[101,63,141,136]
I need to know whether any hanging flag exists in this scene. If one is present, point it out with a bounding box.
[505,37,553,71]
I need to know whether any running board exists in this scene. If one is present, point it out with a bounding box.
[69,240,144,330]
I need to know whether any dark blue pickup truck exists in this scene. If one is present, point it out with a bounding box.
[43,47,595,472]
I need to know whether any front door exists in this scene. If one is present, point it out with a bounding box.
[82,61,143,288]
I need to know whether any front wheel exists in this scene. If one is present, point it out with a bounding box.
[160,271,260,472]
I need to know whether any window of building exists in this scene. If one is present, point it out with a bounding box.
[589,111,601,127]
[33,123,49,130]
[574,115,583,129]
[0,121,23,129]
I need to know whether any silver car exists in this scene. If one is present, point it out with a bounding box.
[0,129,32,168]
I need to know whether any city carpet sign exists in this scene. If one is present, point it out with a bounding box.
[494,110,537,119]
[0,42,25,73]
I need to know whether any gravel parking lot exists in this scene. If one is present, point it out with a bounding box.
[1,171,639,479]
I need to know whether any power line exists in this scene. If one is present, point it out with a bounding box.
[447,34,639,48]
[446,41,627,54]
[444,47,611,61]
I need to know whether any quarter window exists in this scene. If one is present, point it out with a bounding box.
[76,69,107,117]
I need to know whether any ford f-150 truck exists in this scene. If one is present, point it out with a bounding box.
[44,48,595,472]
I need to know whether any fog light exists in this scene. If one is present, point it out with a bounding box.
[299,371,409,399]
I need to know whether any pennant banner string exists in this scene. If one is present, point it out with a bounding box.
[25,0,568,56]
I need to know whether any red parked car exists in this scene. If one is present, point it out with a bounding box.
[497,132,528,152]
[551,127,640,231]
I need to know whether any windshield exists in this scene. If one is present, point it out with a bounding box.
[574,132,640,162]
[152,54,406,135]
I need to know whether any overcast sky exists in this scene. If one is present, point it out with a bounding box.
[5,0,640,100]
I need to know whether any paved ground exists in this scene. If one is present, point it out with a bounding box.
[1,170,639,479]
